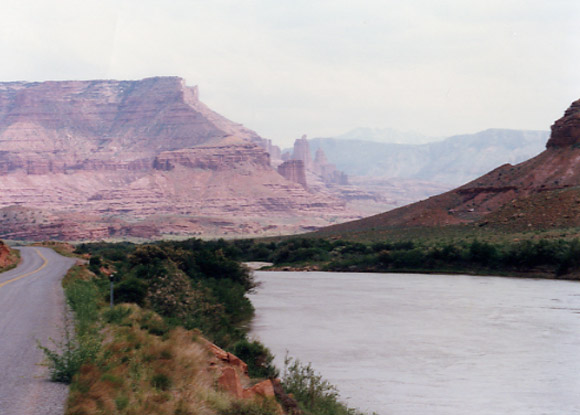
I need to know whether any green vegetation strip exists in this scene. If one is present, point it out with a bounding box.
[41,239,366,415]
[227,236,580,279]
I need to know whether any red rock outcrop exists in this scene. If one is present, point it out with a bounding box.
[547,99,580,148]
[0,78,356,240]
[205,340,282,412]
[0,241,11,268]
[218,367,245,398]
[243,379,277,399]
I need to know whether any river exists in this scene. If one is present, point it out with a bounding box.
[249,271,580,415]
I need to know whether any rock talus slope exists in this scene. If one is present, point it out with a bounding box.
[0,77,353,240]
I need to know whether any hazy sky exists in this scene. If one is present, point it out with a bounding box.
[1,0,579,147]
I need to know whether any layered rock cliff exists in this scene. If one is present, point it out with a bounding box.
[546,99,580,148]
[277,160,307,188]
[0,77,354,240]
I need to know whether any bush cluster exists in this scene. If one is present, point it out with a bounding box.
[75,239,276,379]
[223,236,580,278]
[282,356,365,415]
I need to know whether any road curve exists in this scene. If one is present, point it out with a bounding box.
[0,247,76,415]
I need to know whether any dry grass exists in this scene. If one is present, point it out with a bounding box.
[66,304,278,415]
[62,265,96,288]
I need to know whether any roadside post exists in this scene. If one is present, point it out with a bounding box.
[109,273,115,308]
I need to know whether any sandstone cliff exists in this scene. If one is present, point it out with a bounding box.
[0,78,354,240]
[277,160,307,188]
[546,99,580,148]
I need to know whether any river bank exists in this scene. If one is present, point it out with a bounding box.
[234,237,580,281]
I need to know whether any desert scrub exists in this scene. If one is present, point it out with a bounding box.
[66,305,280,415]
[283,356,365,415]
[231,339,279,379]
[39,314,100,383]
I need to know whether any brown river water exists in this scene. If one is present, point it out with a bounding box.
[249,271,580,415]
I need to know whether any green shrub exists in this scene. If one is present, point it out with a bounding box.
[66,279,100,336]
[114,276,148,305]
[283,356,364,415]
[232,339,279,379]
[468,240,498,266]
[40,269,101,384]
[115,394,130,410]
[151,372,172,390]
[39,318,100,384]
[103,305,133,325]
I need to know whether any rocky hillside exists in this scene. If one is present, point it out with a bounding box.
[316,99,580,236]
[0,77,354,240]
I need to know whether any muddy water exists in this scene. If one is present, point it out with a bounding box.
[249,271,580,415]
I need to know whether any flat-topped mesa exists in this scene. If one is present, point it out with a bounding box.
[0,77,354,239]
[546,99,580,148]
[0,77,260,169]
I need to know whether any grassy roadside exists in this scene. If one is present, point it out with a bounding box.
[47,263,282,415]
[43,241,367,415]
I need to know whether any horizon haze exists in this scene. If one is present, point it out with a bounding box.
[0,0,578,147]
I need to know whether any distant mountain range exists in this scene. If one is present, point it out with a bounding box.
[315,98,580,237]
[336,127,433,144]
[309,129,549,186]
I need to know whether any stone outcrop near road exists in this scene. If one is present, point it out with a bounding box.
[0,241,12,268]
[0,77,352,240]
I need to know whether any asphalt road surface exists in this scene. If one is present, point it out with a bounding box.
[0,247,76,415]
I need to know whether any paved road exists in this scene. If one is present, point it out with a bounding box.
[0,247,76,415]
